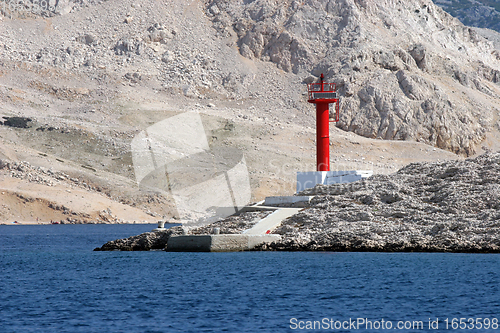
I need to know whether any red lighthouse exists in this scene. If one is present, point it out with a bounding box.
[307,74,339,172]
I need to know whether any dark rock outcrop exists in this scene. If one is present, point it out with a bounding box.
[2,117,32,128]
[94,227,183,251]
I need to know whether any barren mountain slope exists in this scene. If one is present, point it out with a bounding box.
[0,0,497,223]
[206,0,500,155]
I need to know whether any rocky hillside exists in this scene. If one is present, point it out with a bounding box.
[1,0,500,222]
[206,0,500,155]
[1,0,500,155]
[433,0,500,32]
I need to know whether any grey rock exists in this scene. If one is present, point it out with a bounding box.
[124,72,142,83]
[54,0,73,15]
[161,51,174,63]
[409,44,429,71]
[145,23,175,43]
[302,75,316,84]
[114,38,143,55]
[76,34,97,46]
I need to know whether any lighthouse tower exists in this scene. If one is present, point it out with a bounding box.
[296,74,373,192]
[307,73,339,172]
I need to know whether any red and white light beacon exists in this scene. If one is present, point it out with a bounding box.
[306,73,340,172]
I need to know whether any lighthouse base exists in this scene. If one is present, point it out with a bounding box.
[296,170,373,193]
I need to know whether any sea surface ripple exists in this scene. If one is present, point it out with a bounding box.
[1,225,499,332]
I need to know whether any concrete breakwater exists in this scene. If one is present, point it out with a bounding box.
[95,152,500,253]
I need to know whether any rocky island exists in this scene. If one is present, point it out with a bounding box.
[95,152,500,253]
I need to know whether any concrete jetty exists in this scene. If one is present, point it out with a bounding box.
[166,234,281,252]
[165,196,306,252]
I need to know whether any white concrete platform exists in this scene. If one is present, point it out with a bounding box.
[297,170,373,192]
[166,234,281,252]
[243,208,302,235]
[264,196,314,207]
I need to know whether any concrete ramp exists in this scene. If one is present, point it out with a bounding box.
[243,208,301,235]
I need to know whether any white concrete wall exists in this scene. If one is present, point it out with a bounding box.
[297,170,373,192]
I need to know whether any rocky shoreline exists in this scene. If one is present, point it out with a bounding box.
[95,152,500,253]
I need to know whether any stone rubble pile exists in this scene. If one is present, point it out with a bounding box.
[263,151,500,252]
[0,159,95,190]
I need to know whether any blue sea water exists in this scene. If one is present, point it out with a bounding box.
[0,225,499,333]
